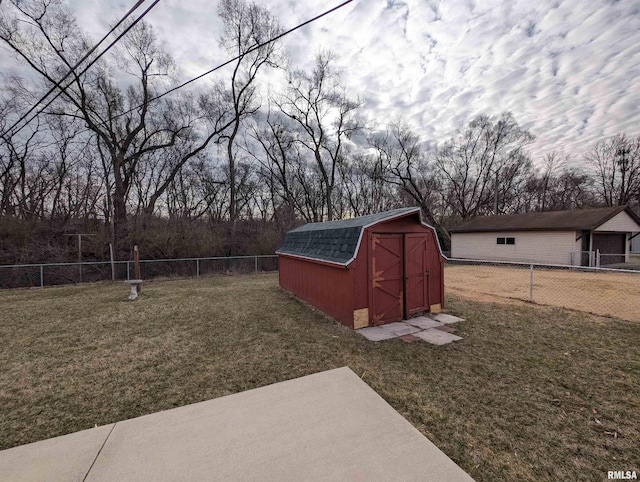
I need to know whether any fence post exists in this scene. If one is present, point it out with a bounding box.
[596,249,600,268]
[40,264,44,288]
[196,259,200,278]
[255,256,258,274]
[127,261,130,280]
[529,263,534,302]
[109,243,115,281]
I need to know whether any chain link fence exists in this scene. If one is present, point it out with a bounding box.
[4,253,638,323]
[0,255,279,290]
[445,258,640,322]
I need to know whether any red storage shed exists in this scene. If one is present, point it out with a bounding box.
[276,207,445,329]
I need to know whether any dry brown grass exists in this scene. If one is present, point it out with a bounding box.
[1,274,639,481]
[445,264,640,322]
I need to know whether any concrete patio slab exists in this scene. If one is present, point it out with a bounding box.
[0,368,474,481]
[0,423,115,482]
[379,321,422,336]
[414,329,463,346]
[430,313,465,324]
[405,316,444,330]
[356,326,397,341]
[87,367,475,481]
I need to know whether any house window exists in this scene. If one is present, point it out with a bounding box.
[497,237,515,245]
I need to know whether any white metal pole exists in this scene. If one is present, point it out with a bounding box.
[529,263,534,302]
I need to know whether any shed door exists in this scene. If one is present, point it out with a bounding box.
[404,234,429,316]
[370,234,403,325]
[593,233,626,264]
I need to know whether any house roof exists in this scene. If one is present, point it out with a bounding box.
[449,206,640,233]
[276,207,421,265]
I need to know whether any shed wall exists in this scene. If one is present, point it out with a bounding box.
[351,216,445,320]
[451,230,580,265]
[278,255,353,327]
[279,212,445,329]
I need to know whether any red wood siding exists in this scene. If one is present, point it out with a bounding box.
[369,234,404,325]
[404,233,429,316]
[352,215,430,311]
[356,215,445,325]
[279,211,445,329]
[278,255,354,327]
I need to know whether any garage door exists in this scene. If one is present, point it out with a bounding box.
[592,233,626,265]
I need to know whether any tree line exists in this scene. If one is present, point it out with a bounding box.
[1,0,639,264]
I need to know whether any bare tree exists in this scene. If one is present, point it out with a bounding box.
[585,133,640,207]
[433,112,534,219]
[217,0,281,251]
[337,151,400,217]
[369,122,446,241]
[248,107,321,226]
[1,2,231,256]
[274,52,362,220]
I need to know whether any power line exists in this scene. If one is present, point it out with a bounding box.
[0,0,160,138]
[102,0,354,124]
[4,0,353,137]
[1,0,149,136]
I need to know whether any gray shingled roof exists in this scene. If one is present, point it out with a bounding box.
[277,207,420,265]
[449,206,640,233]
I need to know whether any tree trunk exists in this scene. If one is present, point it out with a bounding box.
[112,154,128,260]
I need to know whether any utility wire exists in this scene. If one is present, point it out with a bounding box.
[1,0,149,136]
[1,0,160,137]
[4,0,352,136]
[102,0,354,124]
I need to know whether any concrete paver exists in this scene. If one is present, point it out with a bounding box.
[356,326,397,341]
[405,316,444,330]
[414,329,463,345]
[379,321,422,336]
[356,313,465,345]
[430,313,465,324]
[0,424,115,482]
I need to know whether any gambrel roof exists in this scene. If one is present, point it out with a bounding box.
[276,207,421,265]
[449,206,640,233]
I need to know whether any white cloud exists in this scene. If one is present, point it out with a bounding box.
[2,0,640,166]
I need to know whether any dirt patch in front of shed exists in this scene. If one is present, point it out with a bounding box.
[445,264,640,322]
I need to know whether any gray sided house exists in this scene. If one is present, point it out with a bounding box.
[449,206,640,266]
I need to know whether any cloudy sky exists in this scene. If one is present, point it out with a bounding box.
[2,0,640,164]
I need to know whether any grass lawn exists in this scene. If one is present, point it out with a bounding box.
[1,274,638,481]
